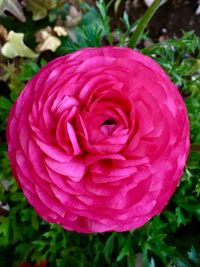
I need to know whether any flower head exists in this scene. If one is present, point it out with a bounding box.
[7,47,190,233]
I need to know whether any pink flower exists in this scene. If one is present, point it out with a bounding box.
[7,47,190,233]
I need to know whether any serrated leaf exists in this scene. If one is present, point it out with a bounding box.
[149,257,156,267]
[0,217,9,236]
[27,0,57,21]
[172,257,191,267]
[187,246,199,264]
[1,31,38,59]
[0,0,26,22]
[19,62,40,81]
[9,73,24,101]
[116,239,131,262]
[0,96,12,110]
[175,207,187,227]
[10,192,24,202]
[31,212,39,230]
[10,216,23,242]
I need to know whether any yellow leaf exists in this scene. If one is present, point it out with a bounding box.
[27,0,57,21]
[53,26,68,37]
[1,31,38,59]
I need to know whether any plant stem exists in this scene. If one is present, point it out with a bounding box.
[128,0,163,48]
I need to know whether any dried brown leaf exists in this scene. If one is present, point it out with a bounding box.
[0,0,26,22]
[66,5,82,28]
[0,25,8,44]
[35,27,61,52]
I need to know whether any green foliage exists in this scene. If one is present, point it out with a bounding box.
[57,3,106,54]
[0,1,200,267]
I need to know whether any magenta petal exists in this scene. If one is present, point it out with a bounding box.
[35,185,66,217]
[66,122,82,155]
[45,157,86,182]
[135,101,154,136]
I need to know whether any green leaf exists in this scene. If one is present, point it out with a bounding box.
[10,192,25,202]
[9,74,24,101]
[19,62,40,81]
[175,207,187,227]
[31,212,40,230]
[0,217,9,236]
[104,233,116,263]
[0,217,9,246]
[182,203,200,216]
[1,31,38,59]
[96,0,108,21]
[0,96,12,110]
[11,216,23,242]
[15,243,34,261]
[128,0,163,48]
[116,239,131,262]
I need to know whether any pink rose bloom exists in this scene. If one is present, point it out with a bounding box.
[7,47,190,233]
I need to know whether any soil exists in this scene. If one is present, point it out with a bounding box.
[112,0,200,40]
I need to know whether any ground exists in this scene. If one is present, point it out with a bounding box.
[111,0,200,40]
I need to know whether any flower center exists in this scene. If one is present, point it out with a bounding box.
[100,118,117,136]
[101,118,117,126]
